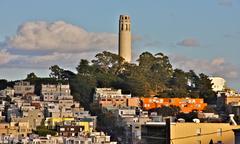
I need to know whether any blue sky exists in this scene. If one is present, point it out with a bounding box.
[0,0,240,90]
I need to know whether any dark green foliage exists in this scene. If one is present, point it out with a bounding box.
[69,75,96,109]
[26,72,38,80]
[49,65,67,80]
[198,73,216,104]
[177,111,198,122]
[150,106,180,117]
[34,126,57,136]
[203,106,216,113]
[0,79,8,90]
[0,79,14,90]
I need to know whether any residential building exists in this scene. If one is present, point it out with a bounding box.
[6,104,21,122]
[45,117,74,129]
[14,81,35,96]
[141,97,207,113]
[0,87,14,97]
[12,109,44,130]
[94,88,131,101]
[141,121,240,144]
[57,125,84,137]
[209,77,226,92]
[41,84,71,102]
[0,121,32,137]
[44,103,61,118]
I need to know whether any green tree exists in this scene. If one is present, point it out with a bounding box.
[76,59,95,75]
[92,51,124,75]
[167,69,189,97]
[186,70,201,98]
[198,73,216,104]
[136,52,173,96]
[0,79,8,90]
[49,65,65,80]
[26,72,38,80]
[34,125,57,136]
[150,106,180,117]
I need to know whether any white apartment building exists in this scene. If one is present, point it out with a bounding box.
[14,81,35,96]
[41,84,71,102]
[94,88,131,100]
[209,77,226,92]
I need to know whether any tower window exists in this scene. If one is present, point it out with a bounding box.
[121,24,124,31]
[125,17,128,20]
[126,24,128,31]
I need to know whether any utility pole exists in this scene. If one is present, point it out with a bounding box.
[166,118,171,144]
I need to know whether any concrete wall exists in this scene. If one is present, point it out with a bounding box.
[171,123,240,144]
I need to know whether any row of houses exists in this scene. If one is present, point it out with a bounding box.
[93,87,240,144]
[94,88,207,113]
[0,81,116,144]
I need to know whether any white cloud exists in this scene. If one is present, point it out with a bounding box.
[7,21,117,53]
[4,52,97,70]
[0,49,16,65]
[177,38,200,47]
[170,55,239,81]
[0,20,121,69]
[211,57,225,66]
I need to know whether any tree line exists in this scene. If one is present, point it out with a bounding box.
[0,51,216,109]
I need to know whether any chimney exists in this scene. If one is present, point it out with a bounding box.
[229,114,237,125]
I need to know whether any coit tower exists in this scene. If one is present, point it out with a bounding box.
[119,15,131,63]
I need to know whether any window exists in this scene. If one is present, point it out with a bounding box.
[196,140,201,144]
[71,128,74,131]
[217,128,222,136]
[60,128,65,131]
[196,128,201,135]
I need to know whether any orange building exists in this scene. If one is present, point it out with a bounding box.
[141,97,207,113]
[98,98,127,108]
[97,94,206,113]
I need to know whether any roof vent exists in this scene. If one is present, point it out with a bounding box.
[229,114,237,125]
[193,118,200,123]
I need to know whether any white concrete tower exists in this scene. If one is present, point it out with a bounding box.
[119,15,132,63]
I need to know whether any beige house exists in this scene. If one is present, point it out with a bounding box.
[41,84,71,102]
[0,121,32,137]
[12,109,44,130]
[142,122,240,144]
[14,81,35,96]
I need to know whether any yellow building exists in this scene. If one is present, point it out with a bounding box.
[45,117,94,133]
[74,121,93,133]
[142,122,240,144]
[45,117,74,128]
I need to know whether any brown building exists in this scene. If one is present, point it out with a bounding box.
[0,121,32,137]
[57,125,84,137]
